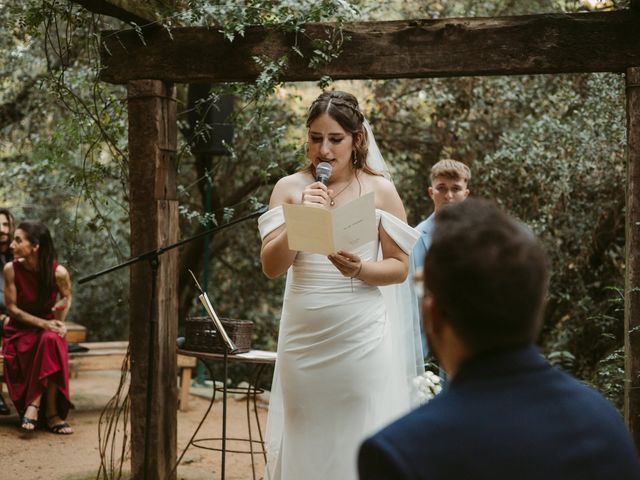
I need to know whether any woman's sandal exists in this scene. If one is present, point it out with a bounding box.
[20,404,39,432]
[46,414,73,435]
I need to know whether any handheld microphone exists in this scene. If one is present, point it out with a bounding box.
[316,162,332,185]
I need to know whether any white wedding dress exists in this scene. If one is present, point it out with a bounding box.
[259,205,422,480]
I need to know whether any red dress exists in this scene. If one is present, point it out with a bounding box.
[2,260,72,418]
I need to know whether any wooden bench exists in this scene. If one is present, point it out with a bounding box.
[66,322,87,343]
[0,340,197,412]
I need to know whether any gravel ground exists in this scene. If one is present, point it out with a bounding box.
[0,370,267,480]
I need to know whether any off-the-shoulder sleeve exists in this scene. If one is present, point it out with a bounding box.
[377,210,420,255]
[258,206,285,240]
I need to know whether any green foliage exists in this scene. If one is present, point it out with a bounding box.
[371,70,626,407]
[475,74,626,406]
[1,1,131,340]
[593,346,625,410]
[179,0,361,31]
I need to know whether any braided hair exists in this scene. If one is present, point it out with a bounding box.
[304,91,381,177]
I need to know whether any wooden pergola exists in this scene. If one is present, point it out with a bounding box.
[75,2,640,479]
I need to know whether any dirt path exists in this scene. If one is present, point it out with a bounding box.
[0,371,267,480]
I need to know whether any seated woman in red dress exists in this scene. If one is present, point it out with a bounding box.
[2,220,73,434]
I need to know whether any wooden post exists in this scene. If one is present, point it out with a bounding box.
[127,80,179,480]
[626,67,640,451]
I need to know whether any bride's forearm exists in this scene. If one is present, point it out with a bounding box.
[356,257,409,286]
[261,227,297,279]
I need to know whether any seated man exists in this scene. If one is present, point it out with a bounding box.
[358,198,640,480]
[0,208,14,415]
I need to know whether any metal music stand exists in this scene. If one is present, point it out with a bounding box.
[189,270,236,480]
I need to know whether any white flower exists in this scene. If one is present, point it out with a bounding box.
[414,370,443,405]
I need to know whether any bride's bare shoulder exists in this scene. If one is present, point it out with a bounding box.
[366,173,395,191]
[361,173,406,219]
[360,173,397,198]
[270,171,312,207]
[277,171,310,188]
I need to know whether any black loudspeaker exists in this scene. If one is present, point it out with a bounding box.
[187,84,234,156]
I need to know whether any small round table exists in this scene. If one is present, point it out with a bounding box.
[176,349,276,480]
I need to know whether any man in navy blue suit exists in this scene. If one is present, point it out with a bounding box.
[358,198,640,480]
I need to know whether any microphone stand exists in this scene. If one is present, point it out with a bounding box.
[78,206,267,480]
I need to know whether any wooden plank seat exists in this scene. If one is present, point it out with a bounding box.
[0,340,197,411]
[65,322,87,343]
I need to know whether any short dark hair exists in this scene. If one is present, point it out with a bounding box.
[424,198,549,351]
[430,159,471,184]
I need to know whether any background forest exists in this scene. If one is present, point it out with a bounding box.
[0,0,631,408]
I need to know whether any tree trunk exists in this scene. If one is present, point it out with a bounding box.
[625,66,640,453]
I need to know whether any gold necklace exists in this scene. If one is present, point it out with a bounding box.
[329,178,355,206]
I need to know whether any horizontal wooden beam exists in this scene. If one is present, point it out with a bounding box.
[99,10,640,84]
[73,0,174,25]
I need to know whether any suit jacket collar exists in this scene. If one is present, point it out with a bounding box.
[450,344,548,388]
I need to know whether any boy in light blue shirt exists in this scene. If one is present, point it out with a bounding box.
[412,160,470,358]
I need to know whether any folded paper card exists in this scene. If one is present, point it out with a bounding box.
[283,192,377,255]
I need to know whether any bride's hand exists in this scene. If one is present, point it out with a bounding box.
[301,181,333,208]
[328,250,363,279]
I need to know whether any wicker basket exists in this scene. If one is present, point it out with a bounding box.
[184,316,253,354]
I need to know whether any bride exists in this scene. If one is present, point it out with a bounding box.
[258,90,423,480]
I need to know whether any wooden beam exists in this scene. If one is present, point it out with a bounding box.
[73,0,174,25]
[626,66,640,453]
[100,11,640,84]
[128,80,179,480]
